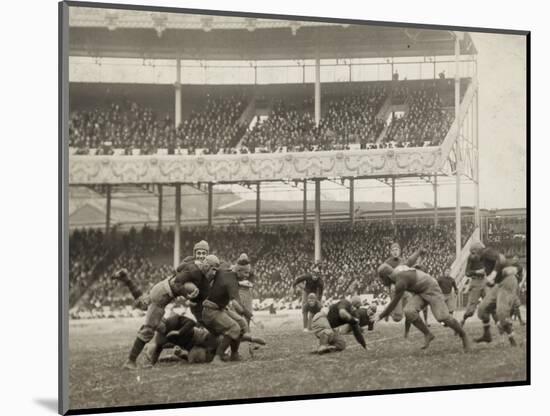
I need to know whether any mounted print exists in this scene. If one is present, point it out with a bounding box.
[59,1,529,414]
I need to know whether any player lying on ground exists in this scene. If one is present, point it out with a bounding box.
[310,296,367,354]
[292,263,325,332]
[122,259,216,370]
[201,255,266,364]
[474,249,523,346]
[143,311,220,366]
[376,264,471,352]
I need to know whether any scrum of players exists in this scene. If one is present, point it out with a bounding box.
[111,237,526,370]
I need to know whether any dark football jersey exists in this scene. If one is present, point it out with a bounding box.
[304,300,322,315]
[327,300,353,328]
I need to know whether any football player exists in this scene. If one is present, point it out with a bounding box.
[474,249,522,346]
[293,264,325,332]
[143,302,221,367]
[376,264,471,352]
[460,241,487,327]
[380,242,426,323]
[122,262,214,370]
[310,296,367,354]
[438,267,459,316]
[201,255,266,364]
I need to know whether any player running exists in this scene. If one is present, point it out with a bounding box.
[438,266,459,316]
[292,264,325,332]
[376,264,471,352]
[474,249,523,346]
[460,241,487,327]
[310,296,367,354]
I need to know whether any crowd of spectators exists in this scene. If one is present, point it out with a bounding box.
[69,218,480,319]
[69,95,247,155]
[241,86,387,151]
[383,87,454,147]
[485,216,527,257]
[69,229,110,298]
[69,81,458,155]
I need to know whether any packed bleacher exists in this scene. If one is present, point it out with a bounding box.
[69,218,482,319]
[69,95,247,155]
[69,80,463,156]
[384,87,454,147]
[485,216,527,257]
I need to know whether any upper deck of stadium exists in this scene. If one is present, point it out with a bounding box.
[68,7,477,60]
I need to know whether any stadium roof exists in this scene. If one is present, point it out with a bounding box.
[69,7,477,60]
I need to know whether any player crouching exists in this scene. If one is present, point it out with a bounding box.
[310,296,367,354]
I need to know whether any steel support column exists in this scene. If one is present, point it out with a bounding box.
[434,175,439,227]
[105,185,111,234]
[314,179,321,262]
[157,184,163,230]
[256,182,260,229]
[174,184,181,269]
[455,34,462,258]
[175,58,182,127]
[314,57,321,127]
[349,178,355,225]
[303,179,307,227]
[208,183,213,227]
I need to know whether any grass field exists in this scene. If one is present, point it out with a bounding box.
[68,309,527,411]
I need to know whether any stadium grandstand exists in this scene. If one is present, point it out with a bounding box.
[66,8,526,320]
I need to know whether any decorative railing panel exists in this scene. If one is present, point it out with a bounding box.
[69,146,446,184]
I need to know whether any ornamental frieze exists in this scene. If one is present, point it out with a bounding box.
[69,147,446,185]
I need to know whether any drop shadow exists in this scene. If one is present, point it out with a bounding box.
[34,398,58,413]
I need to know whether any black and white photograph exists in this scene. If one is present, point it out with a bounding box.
[59,1,529,414]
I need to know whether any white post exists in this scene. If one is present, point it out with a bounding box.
[105,185,111,234]
[391,178,396,229]
[208,183,213,227]
[174,184,181,269]
[158,184,163,230]
[314,179,321,262]
[474,90,480,230]
[175,58,182,127]
[455,34,462,258]
[256,182,261,229]
[349,178,355,225]
[434,174,438,227]
[303,179,307,227]
[315,57,321,127]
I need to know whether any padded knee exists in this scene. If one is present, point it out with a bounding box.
[137,325,155,343]
[404,309,419,322]
[332,335,346,351]
[226,322,241,341]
